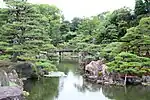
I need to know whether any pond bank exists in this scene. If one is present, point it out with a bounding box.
[79,59,150,86]
[0,69,24,99]
[0,61,32,100]
[24,59,150,100]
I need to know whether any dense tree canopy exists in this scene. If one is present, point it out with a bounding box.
[121,17,150,56]
[0,0,62,71]
[107,52,150,75]
[66,0,150,75]
[0,0,149,75]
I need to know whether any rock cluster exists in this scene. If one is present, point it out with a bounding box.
[0,70,24,100]
[83,60,150,86]
[0,86,24,100]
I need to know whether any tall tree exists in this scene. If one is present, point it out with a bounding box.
[107,52,150,76]
[121,17,150,57]
[33,4,62,46]
[0,8,8,55]
[70,17,82,32]
[0,1,53,62]
[144,0,150,13]
[135,0,147,16]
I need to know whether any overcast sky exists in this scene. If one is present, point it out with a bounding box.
[1,0,135,20]
[28,0,135,20]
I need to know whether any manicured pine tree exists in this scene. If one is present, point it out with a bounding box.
[1,0,56,63]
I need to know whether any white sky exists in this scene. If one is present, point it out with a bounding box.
[1,0,135,20]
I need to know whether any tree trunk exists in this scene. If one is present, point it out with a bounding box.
[145,50,149,57]
[124,73,127,86]
[11,52,18,62]
[124,86,127,94]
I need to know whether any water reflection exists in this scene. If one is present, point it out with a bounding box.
[24,59,150,100]
[102,85,150,100]
[24,78,59,100]
[56,71,109,100]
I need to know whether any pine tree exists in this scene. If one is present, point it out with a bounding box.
[144,0,150,13]
[1,0,56,63]
[135,0,147,16]
[0,8,8,57]
[121,17,150,57]
[107,52,150,76]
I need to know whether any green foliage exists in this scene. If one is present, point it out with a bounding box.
[1,1,45,61]
[100,42,124,61]
[107,52,150,75]
[41,44,56,51]
[0,1,62,72]
[57,42,69,50]
[0,0,149,76]
[70,17,82,32]
[0,8,8,27]
[83,55,96,62]
[145,0,150,13]
[62,32,77,42]
[66,1,150,76]
[36,61,57,71]
[135,0,147,16]
[94,8,133,43]
[106,17,150,74]
[121,17,150,56]
[0,55,11,60]
[33,4,63,46]
[72,42,102,53]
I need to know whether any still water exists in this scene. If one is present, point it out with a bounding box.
[24,59,150,100]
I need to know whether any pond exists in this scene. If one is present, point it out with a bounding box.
[24,59,150,100]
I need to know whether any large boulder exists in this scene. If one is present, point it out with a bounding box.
[8,70,24,89]
[142,76,150,83]
[85,60,108,77]
[0,70,9,86]
[85,60,99,75]
[0,86,24,100]
[0,69,24,100]
[14,62,36,79]
[0,69,23,88]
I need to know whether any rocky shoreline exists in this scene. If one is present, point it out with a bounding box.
[0,61,31,100]
[0,60,55,100]
[0,69,25,100]
[0,86,24,100]
[81,60,150,86]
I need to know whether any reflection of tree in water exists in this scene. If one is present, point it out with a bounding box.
[24,78,59,100]
[102,85,150,100]
[58,77,65,92]
[74,77,150,100]
[74,79,101,93]
[57,59,79,75]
